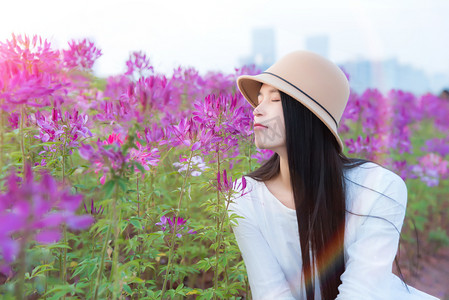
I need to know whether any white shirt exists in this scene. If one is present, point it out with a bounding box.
[227,162,440,300]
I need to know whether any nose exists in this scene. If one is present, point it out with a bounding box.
[253,103,263,116]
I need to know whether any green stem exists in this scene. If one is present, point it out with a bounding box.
[160,150,194,300]
[61,144,67,299]
[111,184,121,300]
[216,190,234,292]
[248,143,252,172]
[15,232,29,299]
[93,193,114,300]
[213,148,221,300]
[60,225,67,281]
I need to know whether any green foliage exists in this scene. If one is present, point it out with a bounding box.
[0,85,447,300]
[428,227,449,252]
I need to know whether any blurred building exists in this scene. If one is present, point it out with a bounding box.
[305,35,329,59]
[239,28,276,71]
[339,58,448,96]
[238,29,448,96]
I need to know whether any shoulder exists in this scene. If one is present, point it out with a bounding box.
[345,162,408,212]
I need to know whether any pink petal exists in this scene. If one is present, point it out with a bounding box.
[35,229,61,244]
[191,141,201,151]
[66,215,94,230]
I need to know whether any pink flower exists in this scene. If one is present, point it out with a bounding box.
[78,133,160,183]
[345,135,382,159]
[32,108,93,164]
[217,169,247,198]
[125,51,154,78]
[410,153,449,187]
[155,215,196,238]
[0,164,93,274]
[251,148,275,164]
[0,34,66,108]
[62,39,102,70]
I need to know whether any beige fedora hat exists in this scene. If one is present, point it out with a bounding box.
[236,50,350,153]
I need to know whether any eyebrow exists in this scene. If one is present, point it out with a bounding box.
[257,88,280,96]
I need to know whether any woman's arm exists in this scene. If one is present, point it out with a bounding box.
[227,191,296,300]
[336,172,438,300]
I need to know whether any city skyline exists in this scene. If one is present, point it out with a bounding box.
[1,0,448,92]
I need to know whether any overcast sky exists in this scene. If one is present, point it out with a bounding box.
[1,0,448,78]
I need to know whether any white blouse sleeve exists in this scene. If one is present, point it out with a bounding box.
[227,188,296,300]
[336,173,410,300]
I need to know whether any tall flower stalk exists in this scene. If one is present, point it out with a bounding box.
[111,182,122,300]
[160,150,194,299]
[93,203,113,300]
[213,148,222,299]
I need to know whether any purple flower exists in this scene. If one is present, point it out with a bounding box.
[83,199,104,215]
[418,93,449,132]
[32,107,93,157]
[217,169,247,197]
[410,153,449,187]
[0,164,94,273]
[78,139,129,183]
[390,160,412,181]
[251,148,275,165]
[62,39,102,70]
[0,34,66,108]
[345,135,382,159]
[155,215,196,238]
[192,93,252,139]
[421,138,449,158]
[78,133,160,184]
[125,51,154,78]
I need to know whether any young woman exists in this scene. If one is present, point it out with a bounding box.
[227,51,439,300]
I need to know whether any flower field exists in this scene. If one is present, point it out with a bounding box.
[0,34,448,299]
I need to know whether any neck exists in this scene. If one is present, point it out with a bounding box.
[277,149,292,192]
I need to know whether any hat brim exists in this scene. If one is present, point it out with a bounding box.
[237,73,344,153]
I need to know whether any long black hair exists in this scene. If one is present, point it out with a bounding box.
[245,91,408,300]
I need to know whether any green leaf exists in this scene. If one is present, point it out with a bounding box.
[103,179,116,198]
[123,283,133,295]
[134,161,146,173]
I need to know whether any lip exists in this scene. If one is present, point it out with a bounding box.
[254,123,268,128]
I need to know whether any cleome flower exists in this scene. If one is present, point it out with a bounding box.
[0,164,94,276]
[410,153,449,187]
[155,215,197,238]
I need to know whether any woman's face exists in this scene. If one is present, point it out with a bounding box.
[253,83,286,152]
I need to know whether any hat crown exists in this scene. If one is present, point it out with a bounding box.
[264,50,350,124]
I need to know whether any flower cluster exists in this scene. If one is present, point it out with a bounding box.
[173,155,209,177]
[217,169,247,197]
[251,148,275,165]
[62,39,102,70]
[155,215,197,238]
[78,133,160,184]
[421,137,449,158]
[345,134,382,158]
[0,165,94,275]
[79,137,129,183]
[410,153,449,187]
[190,93,253,159]
[0,34,66,108]
[32,108,93,160]
[125,51,154,78]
